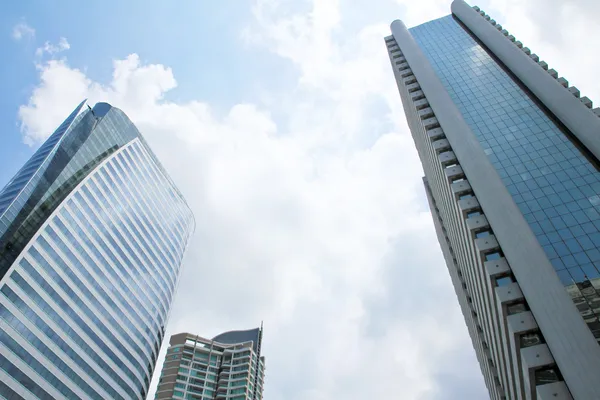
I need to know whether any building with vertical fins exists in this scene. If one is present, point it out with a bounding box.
[155,327,265,400]
[386,1,600,399]
[0,101,195,399]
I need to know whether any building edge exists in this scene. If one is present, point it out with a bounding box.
[390,16,600,399]
[451,0,600,163]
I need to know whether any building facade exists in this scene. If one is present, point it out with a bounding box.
[155,328,265,400]
[0,101,195,399]
[386,1,600,399]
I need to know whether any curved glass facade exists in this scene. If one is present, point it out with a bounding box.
[0,102,194,399]
[212,328,262,352]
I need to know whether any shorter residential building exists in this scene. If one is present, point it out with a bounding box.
[155,327,265,400]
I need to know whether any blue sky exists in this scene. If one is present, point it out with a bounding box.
[2,0,600,399]
[0,0,295,186]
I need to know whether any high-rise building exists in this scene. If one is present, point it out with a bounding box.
[0,101,195,399]
[386,1,600,399]
[155,328,265,400]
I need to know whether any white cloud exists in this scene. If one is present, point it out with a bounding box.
[24,0,600,398]
[17,48,482,398]
[392,0,450,27]
[35,37,71,58]
[484,0,600,110]
[12,22,35,41]
[18,54,175,145]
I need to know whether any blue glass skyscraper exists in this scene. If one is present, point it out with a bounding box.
[387,1,600,399]
[0,101,195,399]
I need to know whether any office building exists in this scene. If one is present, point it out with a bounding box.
[155,327,265,400]
[0,101,195,399]
[386,1,600,399]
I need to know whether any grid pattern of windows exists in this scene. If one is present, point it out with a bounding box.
[0,108,194,398]
[0,102,144,286]
[411,15,600,339]
[156,332,265,400]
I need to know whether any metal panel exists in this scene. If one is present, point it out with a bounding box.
[392,14,600,398]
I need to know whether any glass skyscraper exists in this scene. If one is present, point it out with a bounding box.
[387,1,600,399]
[0,101,195,399]
[154,328,265,400]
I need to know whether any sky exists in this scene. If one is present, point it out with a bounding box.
[2,0,600,399]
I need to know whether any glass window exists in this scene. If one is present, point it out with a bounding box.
[485,252,502,261]
[410,15,600,339]
[507,302,528,315]
[475,230,491,238]
[520,332,543,348]
[534,367,561,385]
[496,276,514,287]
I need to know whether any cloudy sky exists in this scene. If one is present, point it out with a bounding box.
[2,0,599,398]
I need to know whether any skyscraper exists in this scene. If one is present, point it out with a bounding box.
[0,101,195,399]
[155,328,265,400]
[386,1,600,399]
